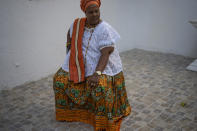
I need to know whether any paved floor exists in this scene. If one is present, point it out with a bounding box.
[0,49,197,131]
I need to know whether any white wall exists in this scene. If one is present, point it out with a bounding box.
[114,0,197,57]
[0,0,197,90]
[0,0,84,90]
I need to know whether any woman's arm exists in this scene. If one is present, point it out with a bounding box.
[87,46,114,87]
[95,46,114,72]
[66,29,71,53]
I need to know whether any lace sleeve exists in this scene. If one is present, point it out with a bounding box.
[98,22,120,50]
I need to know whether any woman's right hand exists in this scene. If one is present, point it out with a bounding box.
[87,73,99,88]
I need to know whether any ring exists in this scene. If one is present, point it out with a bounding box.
[91,83,95,87]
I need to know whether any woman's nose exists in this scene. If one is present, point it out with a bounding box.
[93,12,97,16]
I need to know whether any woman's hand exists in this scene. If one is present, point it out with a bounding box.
[87,73,99,87]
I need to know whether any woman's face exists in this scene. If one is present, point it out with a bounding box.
[85,4,100,25]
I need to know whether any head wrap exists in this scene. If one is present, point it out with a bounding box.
[80,0,101,12]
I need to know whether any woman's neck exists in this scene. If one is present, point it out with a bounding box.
[85,19,101,28]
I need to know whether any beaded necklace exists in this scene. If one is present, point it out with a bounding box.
[84,20,102,66]
[84,28,94,66]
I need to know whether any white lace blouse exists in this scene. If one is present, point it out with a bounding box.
[61,20,123,77]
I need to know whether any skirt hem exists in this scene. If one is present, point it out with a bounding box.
[55,107,131,131]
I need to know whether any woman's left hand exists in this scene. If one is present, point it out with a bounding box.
[87,73,99,87]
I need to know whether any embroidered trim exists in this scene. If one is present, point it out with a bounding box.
[75,18,82,82]
[100,44,115,50]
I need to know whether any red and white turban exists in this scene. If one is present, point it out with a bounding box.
[80,0,101,12]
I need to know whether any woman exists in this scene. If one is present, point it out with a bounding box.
[53,0,131,130]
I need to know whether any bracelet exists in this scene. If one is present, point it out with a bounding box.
[66,42,71,47]
[95,71,102,75]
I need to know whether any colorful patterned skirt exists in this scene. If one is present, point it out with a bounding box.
[53,67,131,131]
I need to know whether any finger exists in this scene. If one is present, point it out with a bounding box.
[91,82,96,87]
[88,80,91,85]
[89,82,93,87]
[92,81,96,87]
[94,81,98,87]
[95,82,98,87]
[94,82,98,87]
[88,81,90,86]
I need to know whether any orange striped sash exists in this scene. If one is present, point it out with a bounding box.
[69,18,86,83]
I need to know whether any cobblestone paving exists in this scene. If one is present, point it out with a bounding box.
[0,49,197,131]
